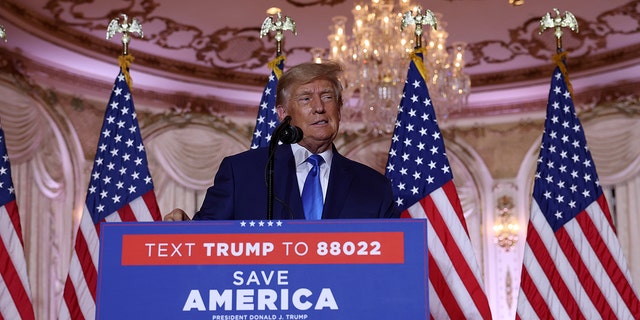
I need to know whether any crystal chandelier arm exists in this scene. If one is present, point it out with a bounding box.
[326,1,470,131]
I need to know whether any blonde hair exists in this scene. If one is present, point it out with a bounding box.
[276,61,344,108]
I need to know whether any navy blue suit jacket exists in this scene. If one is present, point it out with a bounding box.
[193,144,398,220]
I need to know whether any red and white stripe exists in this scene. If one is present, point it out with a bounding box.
[58,191,160,320]
[0,200,35,320]
[517,194,640,319]
[404,180,492,319]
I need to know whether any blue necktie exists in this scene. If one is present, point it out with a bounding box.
[302,154,324,220]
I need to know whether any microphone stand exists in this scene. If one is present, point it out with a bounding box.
[267,138,277,220]
[266,116,303,220]
[266,116,293,220]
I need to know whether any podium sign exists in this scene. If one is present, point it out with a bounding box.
[96,219,428,319]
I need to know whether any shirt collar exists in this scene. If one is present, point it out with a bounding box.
[291,143,333,168]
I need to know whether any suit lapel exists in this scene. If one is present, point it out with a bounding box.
[271,145,355,220]
[323,150,355,219]
[273,145,306,219]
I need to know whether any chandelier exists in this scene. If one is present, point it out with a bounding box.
[492,195,520,251]
[326,0,470,133]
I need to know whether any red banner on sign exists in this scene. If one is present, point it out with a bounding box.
[122,232,405,265]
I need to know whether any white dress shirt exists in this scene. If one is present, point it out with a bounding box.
[290,143,333,202]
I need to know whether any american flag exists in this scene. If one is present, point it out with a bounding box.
[516,60,640,319]
[0,124,35,319]
[58,70,161,319]
[250,56,284,149]
[385,50,492,319]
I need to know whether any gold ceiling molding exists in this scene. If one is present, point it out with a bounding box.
[466,2,640,67]
[468,0,640,86]
[3,42,640,122]
[472,42,640,87]
[0,47,256,119]
[2,0,640,89]
[442,92,640,152]
[450,80,640,121]
[2,34,640,164]
[0,46,255,159]
[284,0,346,7]
[0,0,272,87]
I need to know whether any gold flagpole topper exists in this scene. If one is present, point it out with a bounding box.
[260,8,297,56]
[106,14,144,56]
[0,24,7,42]
[401,6,438,49]
[540,8,579,52]
[106,14,143,90]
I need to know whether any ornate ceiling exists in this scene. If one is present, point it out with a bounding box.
[1,0,639,115]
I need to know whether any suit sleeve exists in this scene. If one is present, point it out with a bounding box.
[193,157,234,220]
[378,174,400,218]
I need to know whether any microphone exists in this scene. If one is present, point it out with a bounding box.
[274,116,303,144]
[266,116,303,220]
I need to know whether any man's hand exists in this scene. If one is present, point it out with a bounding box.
[163,208,191,221]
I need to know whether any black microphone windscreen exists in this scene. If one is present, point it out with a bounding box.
[279,125,303,144]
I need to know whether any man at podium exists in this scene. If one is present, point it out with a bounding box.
[164,61,398,221]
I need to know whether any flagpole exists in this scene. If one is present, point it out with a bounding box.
[540,8,579,96]
[106,14,144,90]
[251,9,296,150]
[259,8,296,220]
[400,6,439,108]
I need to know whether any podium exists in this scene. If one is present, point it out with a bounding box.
[96,219,428,319]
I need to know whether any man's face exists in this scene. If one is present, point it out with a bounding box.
[278,79,341,153]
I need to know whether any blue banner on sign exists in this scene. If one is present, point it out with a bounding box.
[96,219,428,319]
